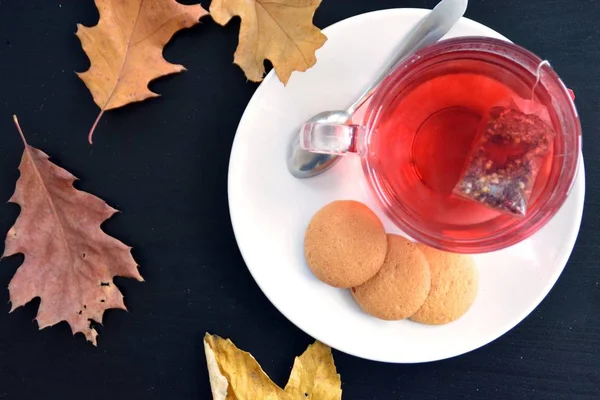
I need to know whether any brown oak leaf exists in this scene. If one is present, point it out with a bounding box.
[76,0,208,143]
[3,116,143,345]
[210,0,328,85]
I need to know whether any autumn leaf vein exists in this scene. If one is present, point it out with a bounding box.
[255,2,311,66]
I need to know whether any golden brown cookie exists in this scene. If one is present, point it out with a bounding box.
[410,244,479,325]
[351,234,431,320]
[304,200,387,288]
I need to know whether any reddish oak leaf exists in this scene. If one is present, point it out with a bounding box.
[76,0,208,143]
[3,116,143,345]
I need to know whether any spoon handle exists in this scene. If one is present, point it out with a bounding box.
[346,0,469,115]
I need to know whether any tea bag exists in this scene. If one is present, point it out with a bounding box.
[453,61,556,217]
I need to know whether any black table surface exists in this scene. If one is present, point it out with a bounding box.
[0,1,599,399]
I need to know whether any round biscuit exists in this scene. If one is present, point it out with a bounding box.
[410,244,479,325]
[304,200,387,288]
[351,234,431,320]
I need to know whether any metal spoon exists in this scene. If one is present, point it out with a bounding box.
[287,0,469,179]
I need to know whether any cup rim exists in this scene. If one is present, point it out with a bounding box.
[361,36,581,253]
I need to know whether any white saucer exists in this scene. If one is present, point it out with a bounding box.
[228,9,585,363]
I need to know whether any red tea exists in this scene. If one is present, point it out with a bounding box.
[367,61,554,234]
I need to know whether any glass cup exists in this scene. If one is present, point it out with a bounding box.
[301,37,581,253]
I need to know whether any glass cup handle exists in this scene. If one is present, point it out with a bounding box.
[300,122,365,155]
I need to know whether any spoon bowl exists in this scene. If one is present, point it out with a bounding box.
[287,110,351,178]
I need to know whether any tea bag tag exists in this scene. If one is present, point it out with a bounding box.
[511,60,552,125]
[530,60,576,101]
[530,60,551,99]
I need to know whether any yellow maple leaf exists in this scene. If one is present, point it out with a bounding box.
[204,334,290,400]
[284,341,342,400]
[204,334,342,400]
[76,0,208,143]
[210,0,328,85]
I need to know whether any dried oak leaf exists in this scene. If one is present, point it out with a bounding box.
[3,116,143,345]
[76,0,208,143]
[210,0,328,85]
[204,333,342,400]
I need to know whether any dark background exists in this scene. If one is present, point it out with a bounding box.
[0,0,598,399]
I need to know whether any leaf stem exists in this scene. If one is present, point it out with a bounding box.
[88,109,105,145]
[12,115,28,147]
